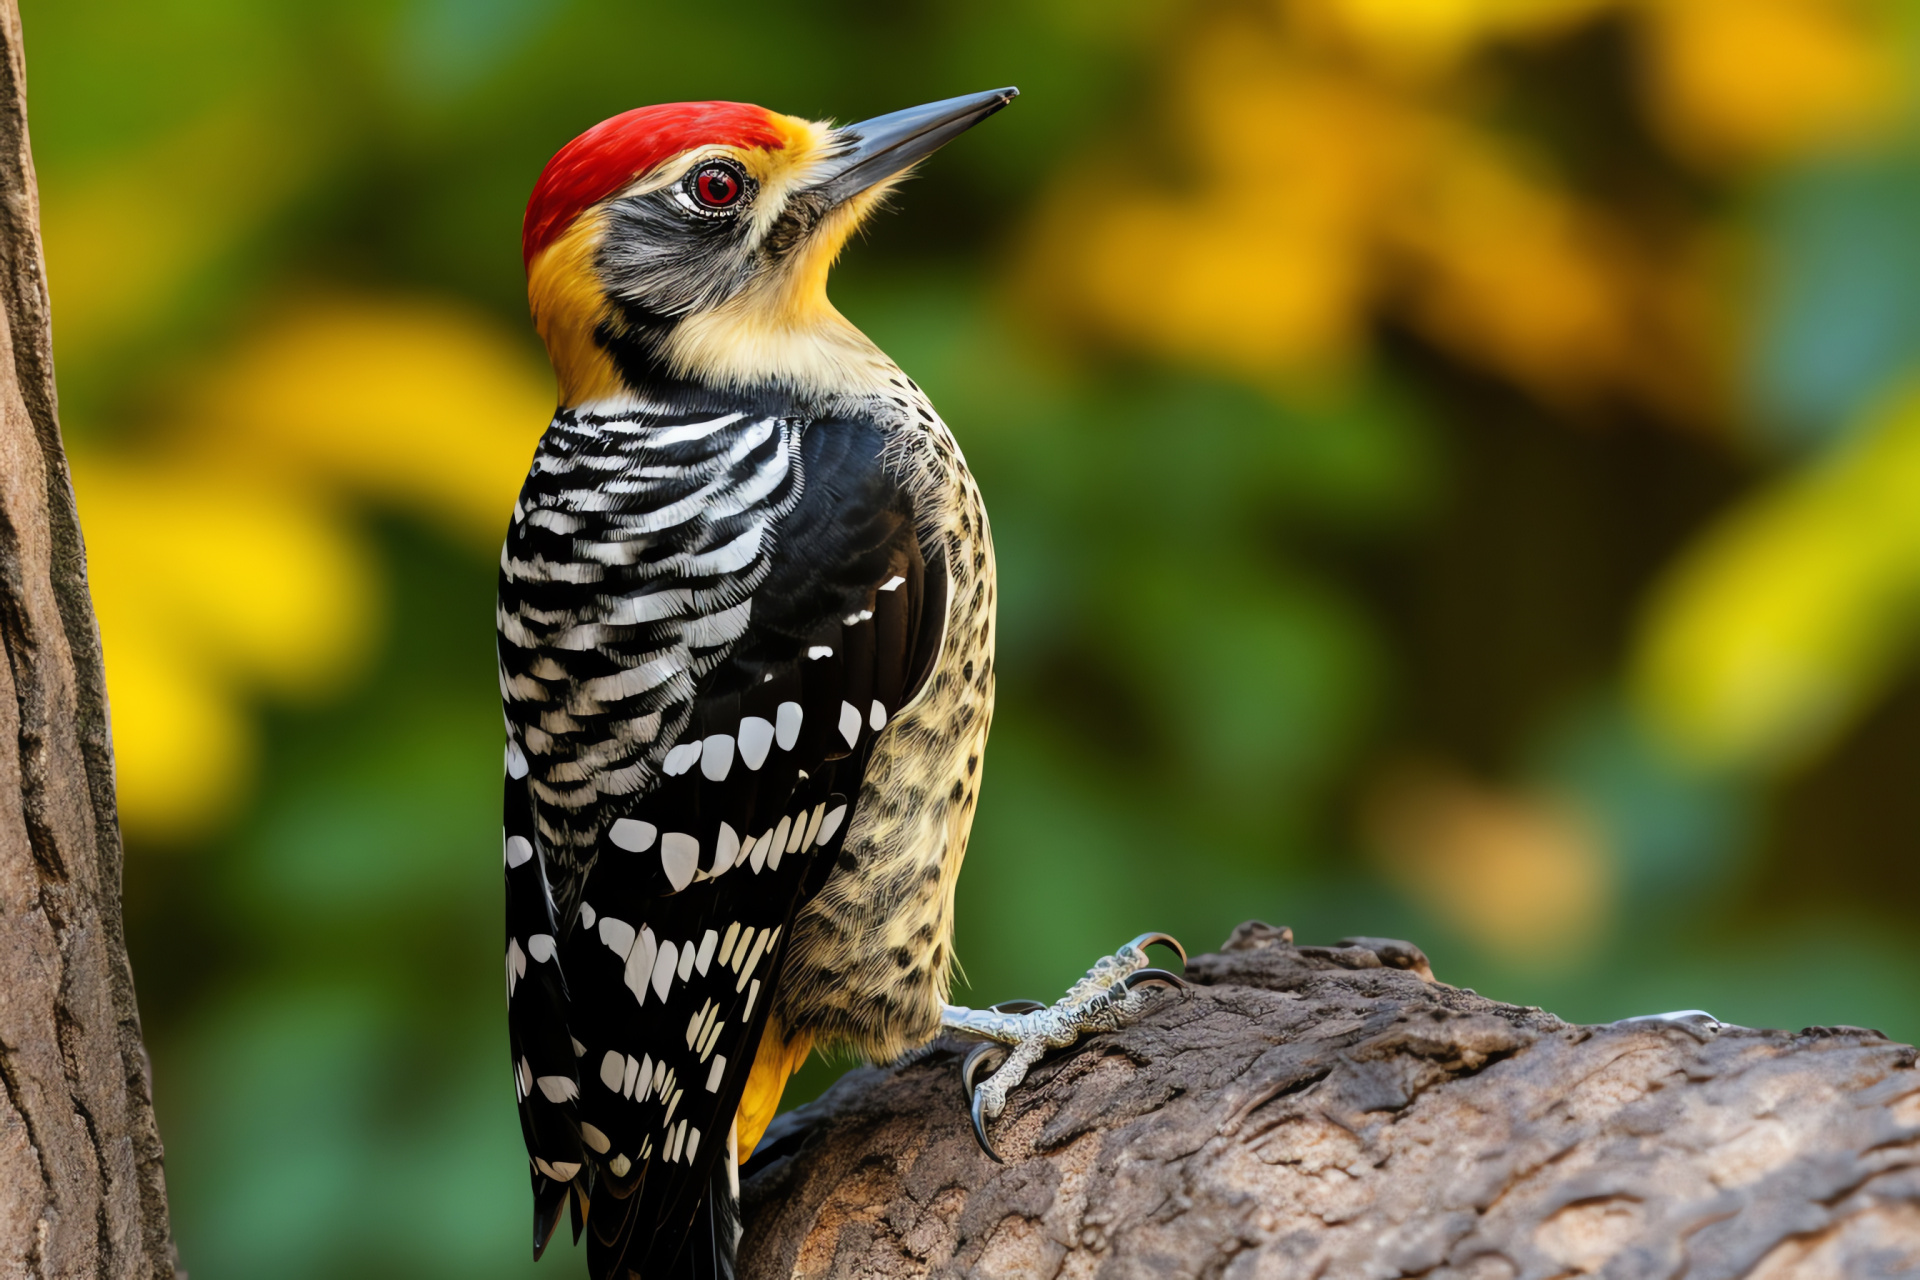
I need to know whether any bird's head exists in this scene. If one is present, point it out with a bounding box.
[523,88,1016,409]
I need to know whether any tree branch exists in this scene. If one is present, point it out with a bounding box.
[0,4,178,1274]
[741,923,1920,1279]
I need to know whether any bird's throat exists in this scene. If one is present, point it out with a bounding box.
[529,198,897,410]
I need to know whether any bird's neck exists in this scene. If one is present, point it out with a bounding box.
[530,225,898,414]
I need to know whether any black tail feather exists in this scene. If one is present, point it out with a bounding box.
[532,1173,568,1261]
[579,1155,738,1280]
[665,1154,741,1280]
[586,1182,641,1279]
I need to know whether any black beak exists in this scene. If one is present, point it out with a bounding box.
[812,87,1018,204]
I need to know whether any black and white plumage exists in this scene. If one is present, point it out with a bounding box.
[503,90,1016,1279]
[501,400,948,1274]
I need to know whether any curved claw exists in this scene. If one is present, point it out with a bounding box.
[1125,932,1188,967]
[1121,966,1192,994]
[991,999,1047,1014]
[970,1083,1006,1164]
[960,1040,1008,1104]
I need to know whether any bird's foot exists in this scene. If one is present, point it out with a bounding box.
[939,932,1189,1161]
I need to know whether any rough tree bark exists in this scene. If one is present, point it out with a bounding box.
[0,4,178,1277]
[741,924,1920,1279]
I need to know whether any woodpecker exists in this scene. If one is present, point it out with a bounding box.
[500,89,1185,1280]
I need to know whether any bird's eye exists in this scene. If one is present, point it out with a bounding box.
[690,162,745,210]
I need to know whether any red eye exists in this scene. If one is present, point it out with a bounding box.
[693,164,742,208]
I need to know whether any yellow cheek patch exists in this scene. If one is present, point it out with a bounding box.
[525,210,624,408]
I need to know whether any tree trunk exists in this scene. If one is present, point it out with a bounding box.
[740,923,1920,1279]
[0,4,178,1276]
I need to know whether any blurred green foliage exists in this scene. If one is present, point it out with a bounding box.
[26,0,1920,1276]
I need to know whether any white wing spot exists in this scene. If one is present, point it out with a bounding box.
[737,717,774,769]
[686,1002,709,1048]
[869,700,886,731]
[677,941,695,982]
[700,734,735,782]
[817,804,848,848]
[600,1051,624,1092]
[598,916,636,958]
[608,819,657,852]
[766,818,790,871]
[535,1075,578,1103]
[609,1154,631,1177]
[505,741,529,779]
[838,702,861,748]
[802,804,825,851]
[581,1123,611,1154]
[578,901,597,928]
[506,939,526,999]
[505,835,534,869]
[527,934,555,964]
[663,743,702,776]
[744,978,761,1019]
[706,1055,727,1092]
[736,930,769,991]
[651,940,679,1002]
[807,645,832,660]
[786,813,808,854]
[624,928,658,1005]
[775,702,803,750]
[713,823,740,875]
[695,929,718,975]
[661,833,699,891]
[879,575,905,592]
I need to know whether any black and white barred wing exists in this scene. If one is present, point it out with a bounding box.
[503,758,583,1246]
[500,405,804,1255]
[497,409,946,1273]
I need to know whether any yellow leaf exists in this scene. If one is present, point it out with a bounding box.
[99,631,252,843]
[1637,0,1896,165]
[74,455,379,836]
[1634,386,1920,770]
[1308,0,1618,76]
[185,296,553,544]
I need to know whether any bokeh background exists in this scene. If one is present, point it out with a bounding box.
[27,0,1920,1275]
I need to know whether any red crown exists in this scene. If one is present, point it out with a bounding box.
[523,102,787,267]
